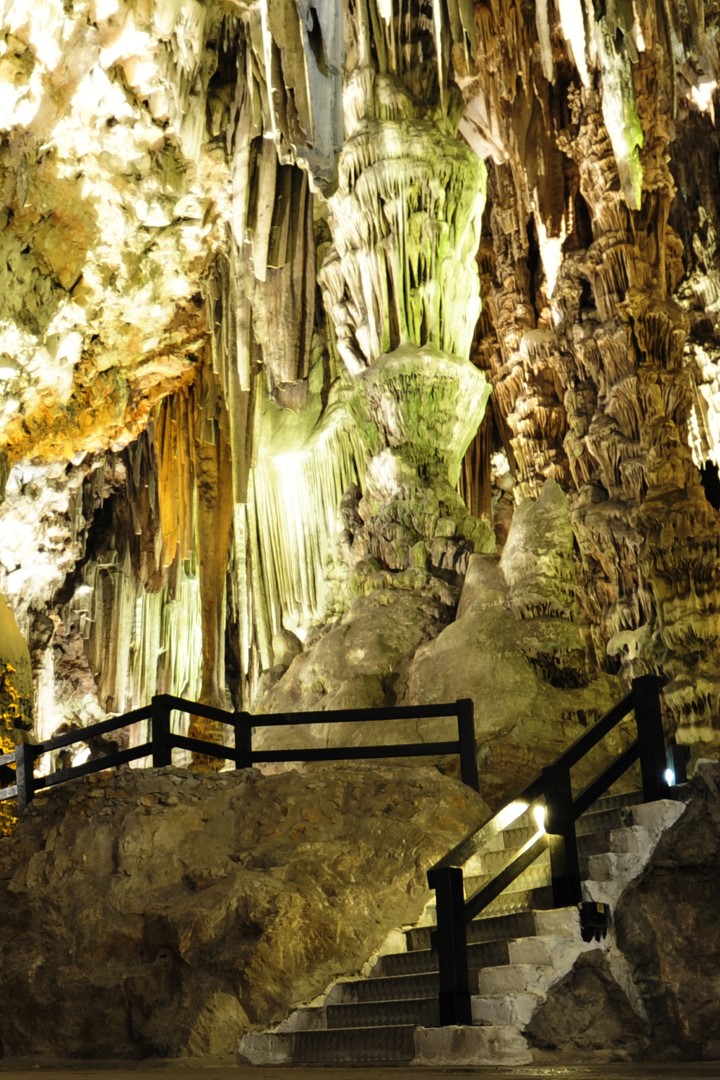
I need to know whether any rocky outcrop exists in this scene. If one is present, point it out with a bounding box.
[523,764,720,1061]
[256,483,623,806]
[614,762,720,1059]
[0,761,487,1059]
[0,593,32,834]
[2,2,720,802]
[525,950,651,1059]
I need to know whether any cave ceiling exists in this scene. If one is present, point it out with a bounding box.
[1,0,720,771]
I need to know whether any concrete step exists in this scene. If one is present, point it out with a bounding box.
[585,788,644,812]
[575,805,630,836]
[472,990,545,1026]
[329,956,514,1006]
[475,962,555,995]
[413,1023,532,1066]
[463,859,551,899]
[481,883,555,916]
[239,1023,533,1067]
[406,908,537,952]
[294,1025,418,1064]
[472,845,550,876]
[372,936,509,977]
[239,1025,419,1065]
[325,996,439,1029]
[420,866,553,927]
[328,971,442,1004]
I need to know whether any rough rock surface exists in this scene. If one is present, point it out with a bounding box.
[255,585,457,718]
[522,766,720,1062]
[0,761,487,1059]
[525,950,650,1058]
[400,553,623,805]
[614,762,720,1059]
[257,485,625,804]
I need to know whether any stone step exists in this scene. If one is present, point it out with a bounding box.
[474,845,550,876]
[463,859,551,898]
[239,1022,533,1067]
[372,936,509,977]
[575,805,630,836]
[292,1025,418,1064]
[475,962,555,995]
[406,908,537,952]
[330,956,516,1006]
[420,865,552,925]
[414,1023,532,1066]
[481,884,555,916]
[328,971,442,1004]
[584,788,644,812]
[499,793,641,851]
[471,990,545,1026]
[239,1025,419,1065]
[325,996,439,1029]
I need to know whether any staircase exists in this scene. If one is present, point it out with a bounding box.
[238,786,688,1066]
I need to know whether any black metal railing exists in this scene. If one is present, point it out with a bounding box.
[427,674,671,1026]
[0,694,480,814]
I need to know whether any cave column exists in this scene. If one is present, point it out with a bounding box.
[319,8,494,583]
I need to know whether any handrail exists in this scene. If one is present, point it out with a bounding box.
[33,705,153,753]
[428,675,670,1026]
[0,694,480,813]
[432,690,637,875]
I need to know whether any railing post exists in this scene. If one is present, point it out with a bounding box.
[427,866,472,1025]
[633,675,669,802]
[14,742,35,815]
[456,699,480,793]
[151,695,172,768]
[542,762,582,907]
[234,711,253,769]
[667,740,690,785]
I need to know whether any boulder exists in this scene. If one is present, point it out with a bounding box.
[525,950,650,1058]
[0,761,487,1059]
[400,553,624,805]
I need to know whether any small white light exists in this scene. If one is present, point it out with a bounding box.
[664,768,675,787]
[533,805,546,833]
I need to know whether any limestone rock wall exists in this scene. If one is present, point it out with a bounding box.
[0,761,487,1059]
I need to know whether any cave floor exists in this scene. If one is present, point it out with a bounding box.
[1,1062,718,1079]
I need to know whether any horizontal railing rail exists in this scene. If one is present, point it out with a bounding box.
[0,693,480,814]
[428,674,671,1026]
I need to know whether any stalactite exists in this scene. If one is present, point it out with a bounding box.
[189,366,235,763]
[235,402,367,678]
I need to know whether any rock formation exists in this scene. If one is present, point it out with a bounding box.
[525,762,720,1061]
[0,5,720,805]
[0,761,487,1058]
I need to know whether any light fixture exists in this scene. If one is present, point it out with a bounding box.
[664,767,675,787]
[495,800,528,829]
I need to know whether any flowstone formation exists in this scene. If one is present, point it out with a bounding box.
[2,0,720,782]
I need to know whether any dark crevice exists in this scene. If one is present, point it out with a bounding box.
[700,460,720,510]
